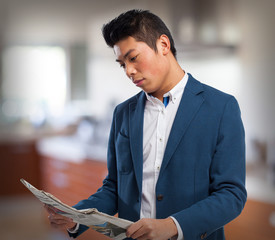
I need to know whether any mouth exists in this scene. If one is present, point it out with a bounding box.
[133,78,145,87]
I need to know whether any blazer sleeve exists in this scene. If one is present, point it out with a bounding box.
[172,96,247,240]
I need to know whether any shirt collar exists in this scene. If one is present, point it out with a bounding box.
[145,71,189,104]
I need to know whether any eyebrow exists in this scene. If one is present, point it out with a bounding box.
[115,49,135,62]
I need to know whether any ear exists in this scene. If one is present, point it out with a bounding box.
[158,34,171,55]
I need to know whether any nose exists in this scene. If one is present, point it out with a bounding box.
[125,64,137,79]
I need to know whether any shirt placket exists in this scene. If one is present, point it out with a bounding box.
[155,104,167,183]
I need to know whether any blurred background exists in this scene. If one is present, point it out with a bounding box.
[0,0,274,239]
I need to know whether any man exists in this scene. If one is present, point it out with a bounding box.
[46,9,246,240]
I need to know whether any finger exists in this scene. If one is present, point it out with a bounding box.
[45,206,71,219]
[50,213,73,222]
[50,221,68,229]
[44,205,57,215]
[44,204,51,213]
[48,214,72,225]
[126,221,140,237]
[131,227,147,240]
[127,221,145,239]
[48,215,76,230]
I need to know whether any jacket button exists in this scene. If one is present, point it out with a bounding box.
[200,233,207,239]
[157,194,164,201]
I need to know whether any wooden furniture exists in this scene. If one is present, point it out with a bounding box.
[40,155,108,205]
[225,199,275,240]
[40,154,109,239]
[0,140,41,196]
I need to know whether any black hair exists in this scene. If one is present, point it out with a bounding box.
[102,9,177,58]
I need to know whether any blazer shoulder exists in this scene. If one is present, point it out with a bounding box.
[116,91,142,109]
[202,83,233,101]
[113,91,144,119]
[187,74,240,114]
[188,74,236,103]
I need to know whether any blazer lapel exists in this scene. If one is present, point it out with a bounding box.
[129,92,146,194]
[160,75,205,175]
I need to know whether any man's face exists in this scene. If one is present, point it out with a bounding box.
[114,36,170,98]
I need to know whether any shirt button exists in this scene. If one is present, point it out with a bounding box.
[159,138,163,142]
[157,194,164,201]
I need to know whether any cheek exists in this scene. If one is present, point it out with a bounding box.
[139,58,162,76]
[139,62,152,74]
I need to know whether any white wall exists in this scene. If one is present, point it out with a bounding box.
[236,0,275,143]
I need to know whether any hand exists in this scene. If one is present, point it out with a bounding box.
[44,204,77,231]
[126,217,178,240]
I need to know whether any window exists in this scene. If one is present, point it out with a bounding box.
[1,46,67,124]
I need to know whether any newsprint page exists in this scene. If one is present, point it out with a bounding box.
[20,179,132,240]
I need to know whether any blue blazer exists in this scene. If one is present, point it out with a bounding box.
[72,74,247,240]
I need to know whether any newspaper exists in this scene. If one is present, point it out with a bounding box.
[20,178,132,240]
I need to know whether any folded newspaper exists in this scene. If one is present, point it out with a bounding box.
[20,178,132,240]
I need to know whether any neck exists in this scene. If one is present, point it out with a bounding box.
[152,60,185,101]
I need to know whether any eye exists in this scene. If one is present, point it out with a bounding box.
[119,63,125,68]
[130,55,138,62]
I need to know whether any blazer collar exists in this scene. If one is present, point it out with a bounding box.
[160,74,205,176]
[129,92,146,194]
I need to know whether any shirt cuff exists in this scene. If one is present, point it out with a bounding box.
[67,223,79,234]
[170,216,184,240]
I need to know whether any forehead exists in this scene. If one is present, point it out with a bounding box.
[113,36,151,59]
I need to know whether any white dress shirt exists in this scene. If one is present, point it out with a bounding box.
[140,72,188,240]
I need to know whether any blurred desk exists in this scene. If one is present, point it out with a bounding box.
[40,154,108,205]
[225,165,275,240]
[225,199,275,240]
[0,139,41,196]
[36,134,108,205]
[0,124,76,196]
[39,150,109,239]
[37,135,107,163]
